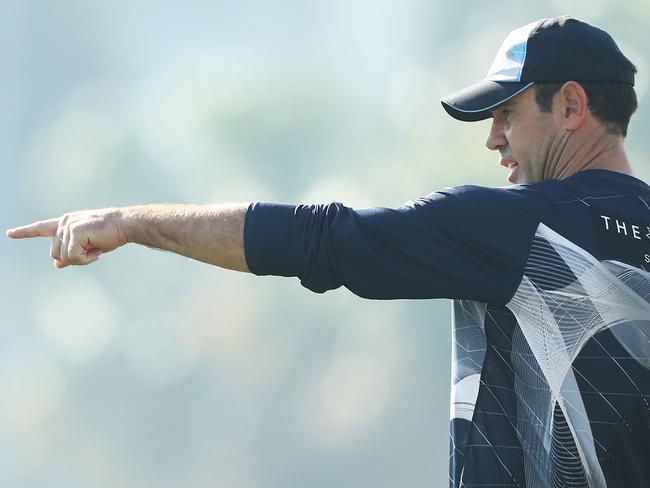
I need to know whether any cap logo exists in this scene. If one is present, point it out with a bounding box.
[486,19,543,82]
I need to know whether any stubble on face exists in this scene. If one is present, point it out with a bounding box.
[491,88,560,185]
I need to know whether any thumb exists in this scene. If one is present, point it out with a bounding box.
[84,248,103,261]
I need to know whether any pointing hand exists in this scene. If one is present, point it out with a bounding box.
[6,208,128,268]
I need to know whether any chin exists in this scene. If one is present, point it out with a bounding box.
[508,167,535,185]
[507,173,525,185]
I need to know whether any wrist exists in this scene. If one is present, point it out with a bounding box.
[117,206,144,245]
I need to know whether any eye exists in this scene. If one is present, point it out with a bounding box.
[490,108,512,122]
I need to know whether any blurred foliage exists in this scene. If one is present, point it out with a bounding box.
[2,1,649,487]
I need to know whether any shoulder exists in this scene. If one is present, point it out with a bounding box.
[402,183,553,220]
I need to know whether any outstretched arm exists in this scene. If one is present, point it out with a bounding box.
[5,203,251,272]
[7,187,539,302]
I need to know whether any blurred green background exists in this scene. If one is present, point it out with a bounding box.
[2,1,649,487]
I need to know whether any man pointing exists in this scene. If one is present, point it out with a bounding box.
[7,16,650,487]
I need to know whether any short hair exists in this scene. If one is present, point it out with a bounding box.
[534,59,638,137]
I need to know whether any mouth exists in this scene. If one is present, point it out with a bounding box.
[500,159,520,183]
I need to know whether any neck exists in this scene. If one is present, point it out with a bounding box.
[545,125,633,181]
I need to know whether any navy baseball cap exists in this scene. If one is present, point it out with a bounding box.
[441,16,636,122]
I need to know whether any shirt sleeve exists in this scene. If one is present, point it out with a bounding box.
[243,184,547,304]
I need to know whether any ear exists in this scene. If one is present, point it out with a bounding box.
[557,81,588,131]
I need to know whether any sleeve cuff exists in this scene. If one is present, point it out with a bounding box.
[243,201,298,276]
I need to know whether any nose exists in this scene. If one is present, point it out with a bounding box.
[485,119,507,151]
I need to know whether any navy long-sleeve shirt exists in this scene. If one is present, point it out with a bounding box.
[243,169,650,487]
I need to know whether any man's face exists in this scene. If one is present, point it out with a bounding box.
[486,86,558,184]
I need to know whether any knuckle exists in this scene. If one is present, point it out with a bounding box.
[69,219,88,236]
[67,241,84,265]
[50,242,59,260]
[69,227,87,250]
[56,222,66,238]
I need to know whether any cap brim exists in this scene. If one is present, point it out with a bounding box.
[440,80,535,122]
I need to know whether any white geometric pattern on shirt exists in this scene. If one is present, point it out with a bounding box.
[505,223,650,488]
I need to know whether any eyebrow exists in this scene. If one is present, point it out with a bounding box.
[489,100,516,118]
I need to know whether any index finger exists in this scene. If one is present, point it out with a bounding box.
[6,218,60,239]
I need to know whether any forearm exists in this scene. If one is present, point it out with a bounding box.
[120,202,251,272]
